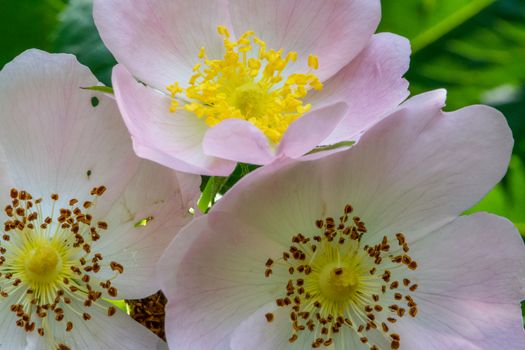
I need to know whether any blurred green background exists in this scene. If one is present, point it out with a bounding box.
[0,0,523,231]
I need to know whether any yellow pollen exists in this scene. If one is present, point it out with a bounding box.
[25,243,61,283]
[319,264,359,302]
[167,26,323,144]
[0,186,125,345]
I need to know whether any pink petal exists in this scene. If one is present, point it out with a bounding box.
[211,157,327,247]
[316,90,514,242]
[94,160,199,299]
[93,0,230,90]
[112,64,236,176]
[412,213,525,304]
[0,50,139,208]
[160,212,286,350]
[391,213,525,348]
[276,102,348,158]
[307,33,411,145]
[213,90,512,245]
[202,119,275,165]
[229,0,380,81]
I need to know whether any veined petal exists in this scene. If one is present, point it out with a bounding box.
[316,90,513,242]
[389,213,525,349]
[160,212,286,350]
[93,0,231,90]
[229,0,380,81]
[94,160,198,299]
[29,299,167,350]
[307,33,411,145]
[203,119,275,165]
[112,64,236,176]
[277,102,348,158]
[0,49,138,210]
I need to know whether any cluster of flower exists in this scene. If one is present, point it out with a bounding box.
[0,0,523,349]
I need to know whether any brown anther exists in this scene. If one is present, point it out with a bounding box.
[108,287,118,297]
[288,334,298,343]
[108,306,117,317]
[96,186,107,196]
[110,261,124,274]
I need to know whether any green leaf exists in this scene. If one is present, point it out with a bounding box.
[197,177,218,213]
[52,0,116,85]
[0,0,65,68]
[106,299,129,313]
[379,0,496,52]
[81,85,114,94]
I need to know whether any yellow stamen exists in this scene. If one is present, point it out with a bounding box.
[167,27,323,144]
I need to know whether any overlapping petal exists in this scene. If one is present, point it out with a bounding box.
[159,89,518,349]
[112,64,236,176]
[94,0,409,174]
[228,0,381,81]
[93,0,230,90]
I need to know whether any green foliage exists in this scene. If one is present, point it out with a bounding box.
[52,0,116,85]
[380,0,525,236]
[0,0,66,68]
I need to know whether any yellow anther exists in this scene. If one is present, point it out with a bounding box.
[217,25,230,38]
[166,26,323,143]
[198,47,206,59]
[308,54,319,70]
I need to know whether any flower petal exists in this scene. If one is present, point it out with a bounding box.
[160,211,285,350]
[202,119,275,164]
[112,64,236,176]
[93,0,230,90]
[0,50,138,208]
[390,213,525,349]
[0,291,29,349]
[30,299,167,350]
[92,159,198,299]
[276,102,348,158]
[307,33,411,145]
[211,157,327,247]
[212,89,512,245]
[230,304,315,350]
[316,90,513,242]
[229,0,380,81]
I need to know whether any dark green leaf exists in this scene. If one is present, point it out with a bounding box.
[52,0,116,85]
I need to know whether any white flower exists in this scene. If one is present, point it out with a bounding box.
[0,50,200,349]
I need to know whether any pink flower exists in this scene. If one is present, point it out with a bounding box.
[0,50,199,349]
[158,90,525,349]
[93,0,410,175]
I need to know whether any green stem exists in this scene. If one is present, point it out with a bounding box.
[412,0,496,53]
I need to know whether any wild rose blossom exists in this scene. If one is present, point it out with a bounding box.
[0,50,199,349]
[158,90,525,349]
[93,0,410,175]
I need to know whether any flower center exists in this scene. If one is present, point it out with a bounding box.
[0,187,125,349]
[167,26,323,144]
[25,243,61,283]
[318,263,358,302]
[264,204,419,349]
